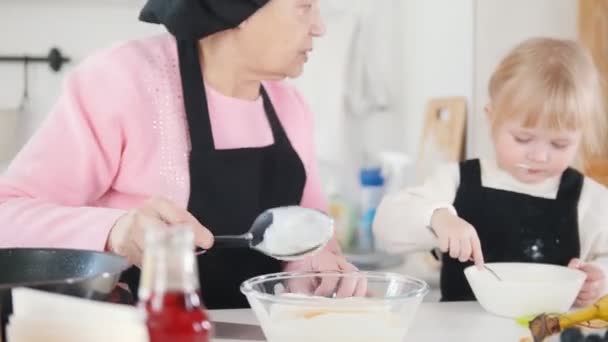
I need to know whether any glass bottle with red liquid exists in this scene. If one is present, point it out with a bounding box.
[138,225,212,342]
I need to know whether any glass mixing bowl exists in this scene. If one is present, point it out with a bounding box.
[240,271,429,342]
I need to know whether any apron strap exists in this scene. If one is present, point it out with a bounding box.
[556,168,584,202]
[178,39,215,150]
[459,159,482,188]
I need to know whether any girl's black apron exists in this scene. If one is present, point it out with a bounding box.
[440,159,582,301]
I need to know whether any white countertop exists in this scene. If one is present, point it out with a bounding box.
[209,301,532,342]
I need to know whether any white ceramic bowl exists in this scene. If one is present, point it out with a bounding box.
[241,272,428,342]
[464,262,586,318]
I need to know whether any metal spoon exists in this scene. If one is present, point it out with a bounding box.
[481,264,503,281]
[195,206,334,261]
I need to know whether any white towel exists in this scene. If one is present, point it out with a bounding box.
[344,0,400,119]
[7,288,148,342]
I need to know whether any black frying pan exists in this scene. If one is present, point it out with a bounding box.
[0,248,130,339]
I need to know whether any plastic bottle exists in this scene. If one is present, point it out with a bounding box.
[320,161,357,251]
[357,167,385,252]
[327,184,356,250]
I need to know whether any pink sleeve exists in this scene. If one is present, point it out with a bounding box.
[0,55,129,251]
[292,89,328,213]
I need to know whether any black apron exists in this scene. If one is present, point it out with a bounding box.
[440,159,582,301]
[121,39,306,309]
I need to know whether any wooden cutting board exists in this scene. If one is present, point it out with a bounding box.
[415,97,467,183]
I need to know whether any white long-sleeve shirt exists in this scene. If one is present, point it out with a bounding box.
[373,159,608,286]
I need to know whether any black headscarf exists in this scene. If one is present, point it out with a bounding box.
[140,0,270,40]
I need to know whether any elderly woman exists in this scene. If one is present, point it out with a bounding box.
[0,0,360,309]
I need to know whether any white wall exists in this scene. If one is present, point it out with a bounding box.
[0,1,411,188]
[0,0,579,171]
[470,0,578,158]
[292,0,407,197]
[0,1,160,150]
[400,0,475,163]
[1,1,406,180]
[398,0,578,162]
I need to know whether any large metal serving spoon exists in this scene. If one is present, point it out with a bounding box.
[195,206,334,261]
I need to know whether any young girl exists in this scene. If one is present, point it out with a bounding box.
[373,37,608,306]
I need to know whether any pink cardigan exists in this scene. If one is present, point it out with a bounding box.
[0,34,327,250]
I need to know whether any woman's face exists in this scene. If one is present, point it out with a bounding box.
[238,0,325,79]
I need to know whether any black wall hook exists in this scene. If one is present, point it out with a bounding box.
[0,47,71,72]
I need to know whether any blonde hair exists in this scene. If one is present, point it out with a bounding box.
[488,37,606,167]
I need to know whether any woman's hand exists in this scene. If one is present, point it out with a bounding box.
[284,241,367,298]
[107,197,214,266]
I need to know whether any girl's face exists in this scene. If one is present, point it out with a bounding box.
[490,113,582,184]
